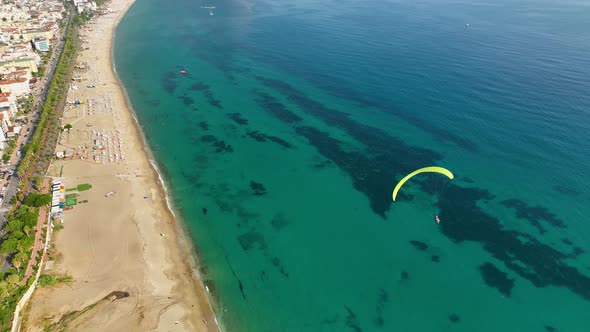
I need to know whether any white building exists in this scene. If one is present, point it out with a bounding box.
[0,92,17,117]
[0,76,30,97]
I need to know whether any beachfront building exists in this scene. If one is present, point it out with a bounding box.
[50,181,65,216]
[72,0,98,14]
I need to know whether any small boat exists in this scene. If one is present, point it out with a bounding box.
[179,70,187,75]
[435,215,441,224]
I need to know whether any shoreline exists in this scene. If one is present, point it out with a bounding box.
[109,7,223,329]
[22,0,220,330]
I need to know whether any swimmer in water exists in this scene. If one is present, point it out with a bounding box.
[435,215,441,224]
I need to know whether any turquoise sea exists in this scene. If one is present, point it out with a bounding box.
[114,0,590,331]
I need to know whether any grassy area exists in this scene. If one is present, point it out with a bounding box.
[65,183,91,192]
[38,275,72,287]
[76,183,91,191]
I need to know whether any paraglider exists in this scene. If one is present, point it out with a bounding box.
[391,166,454,201]
[392,166,454,224]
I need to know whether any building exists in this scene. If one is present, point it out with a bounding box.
[5,125,21,138]
[0,76,29,97]
[21,29,53,43]
[50,181,65,216]
[0,111,13,129]
[0,92,17,117]
[0,58,38,74]
[0,67,32,97]
[72,0,98,14]
[32,38,50,52]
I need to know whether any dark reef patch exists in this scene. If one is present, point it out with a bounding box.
[190,82,210,91]
[274,75,479,151]
[255,92,302,123]
[544,325,557,332]
[448,314,460,323]
[254,76,590,303]
[501,198,566,234]
[148,99,161,107]
[409,240,428,251]
[204,90,223,109]
[238,231,267,251]
[202,208,207,215]
[401,271,409,281]
[198,121,209,130]
[438,183,590,302]
[294,126,436,218]
[313,159,332,169]
[228,112,248,125]
[479,262,514,297]
[461,177,474,183]
[271,257,289,278]
[344,306,363,332]
[161,71,177,94]
[374,289,388,328]
[431,255,440,262]
[200,135,233,153]
[271,213,289,231]
[319,316,340,326]
[250,181,267,196]
[571,247,584,257]
[247,130,293,148]
[178,94,194,106]
[561,238,573,245]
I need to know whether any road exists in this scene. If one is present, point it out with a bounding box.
[0,15,69,231]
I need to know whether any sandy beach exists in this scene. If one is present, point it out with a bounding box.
[22,0,218,331]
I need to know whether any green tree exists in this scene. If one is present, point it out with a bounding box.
[16,237,34,254]
[23,225,31,237]
[0,280,8,297]
[64,123,73,130]
[24,193,52,207]
[2,153,9,163]
[4,219,24,233]
[13,252,27,272]
[0,237,20,254]
[10,231,24,240]
[6,274,19,286]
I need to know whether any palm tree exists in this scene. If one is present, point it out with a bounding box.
[6,274,19,286]
[14,252,28,273]
[0,281,8,297]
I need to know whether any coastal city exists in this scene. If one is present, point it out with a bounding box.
[1,0,219,331]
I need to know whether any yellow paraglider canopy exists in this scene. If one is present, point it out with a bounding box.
[392,166,454,201]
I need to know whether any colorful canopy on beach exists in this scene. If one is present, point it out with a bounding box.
[392,166,454,201]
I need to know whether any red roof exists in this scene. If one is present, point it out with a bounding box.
[0,77,28,85]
